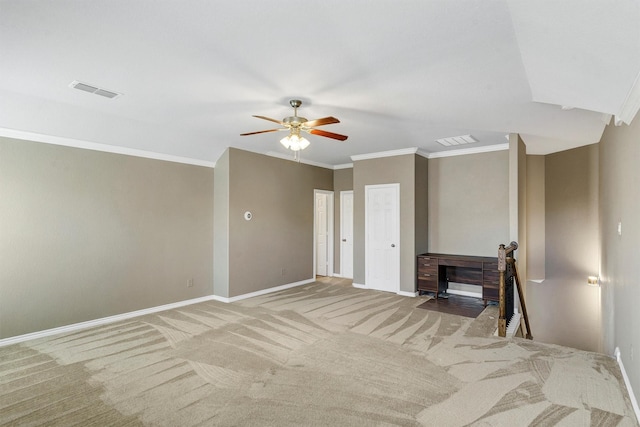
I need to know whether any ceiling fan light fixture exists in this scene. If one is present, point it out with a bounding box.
[280,134,310,151]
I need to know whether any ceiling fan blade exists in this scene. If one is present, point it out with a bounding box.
[304,116,340,128]
[253,115,284,125]
[309,129,349,141]
[240,128,284,136]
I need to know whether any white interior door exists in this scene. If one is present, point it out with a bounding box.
[365,184,399,293]
[340,191,354,279]
[316,193,328,276]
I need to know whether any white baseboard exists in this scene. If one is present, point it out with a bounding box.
[333,273,343,278]
[615,347,640,423]
[397,290,418,297]
[0,295,218,347]
[446,289,483,299]
[211,278,315,303]
[0,278,317,347]
[352,282,367,289]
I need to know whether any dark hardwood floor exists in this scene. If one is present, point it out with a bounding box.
[416,293,488,318]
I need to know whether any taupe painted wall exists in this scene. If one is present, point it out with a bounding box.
[513,135,528,293]
[526,155,545,280]
[599,117,640,395]
[333,168,353,275]
[213,149,230,298]
[223,149,333,297]
[0,137,214,339]
[353,154,416,292]
[415,155,429,258]
[526,144,600,352]
[428,150,509,256]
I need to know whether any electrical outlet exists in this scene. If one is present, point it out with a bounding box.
[618,221,622,236]
[187,278,194,287]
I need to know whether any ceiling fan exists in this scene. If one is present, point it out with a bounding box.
[240,99,348,153]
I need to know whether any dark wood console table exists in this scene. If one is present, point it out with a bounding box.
[417,253,499,304]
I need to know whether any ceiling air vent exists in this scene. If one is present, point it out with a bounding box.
[436,134,478,147]
[69,80,121,99]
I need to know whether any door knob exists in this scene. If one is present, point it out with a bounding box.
[391,244,396,247]
[342,239,347,242]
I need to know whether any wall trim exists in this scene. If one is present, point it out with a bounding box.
[397,290,418,297]
[352,282,367,289]
[0,295,218,347]
[416,149,430,159]
[615,347,640,423]
[427,143,509,159]
[333,163,354,170]
[616,70,640,125]
[447,288,483,298]
[211,278,315,303]
[0,278,319,346]
[0,127,216,168]
[351,147,418,161]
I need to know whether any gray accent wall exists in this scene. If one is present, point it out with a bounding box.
[0,137,214,339]
[428,150,509,256]
[599,117,640,395]
[217,148,333,298]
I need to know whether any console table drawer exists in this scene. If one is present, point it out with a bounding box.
[439,259,483,269]
[483,283,499,302]
[418,263,437,273]
[417,271,436,279]
[483,262,499,279]
[417,257,437,268]
[417,277,438,292]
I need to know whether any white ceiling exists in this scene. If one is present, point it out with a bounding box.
[1,1,639,167]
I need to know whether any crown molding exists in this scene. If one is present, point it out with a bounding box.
[333,163,354,170]
[351,147,419,162]
[0,127,216,168]
[427,143,508,159]
[616,70,640,125]
[416,148,430,159]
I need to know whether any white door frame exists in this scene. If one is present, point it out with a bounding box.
[313,189,334,277]
[340,190,354,279]
[365,183,400,293]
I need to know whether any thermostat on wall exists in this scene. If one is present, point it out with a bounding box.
[244,211,252,221]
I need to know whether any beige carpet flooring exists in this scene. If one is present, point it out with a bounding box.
[1,277,637,426]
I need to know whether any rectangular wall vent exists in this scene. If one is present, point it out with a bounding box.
[436,134,478,147]
[69,80,121,99]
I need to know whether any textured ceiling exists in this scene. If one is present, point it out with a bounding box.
[1,0,639,167]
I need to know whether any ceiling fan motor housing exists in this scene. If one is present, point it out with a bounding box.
[283,116,307,128]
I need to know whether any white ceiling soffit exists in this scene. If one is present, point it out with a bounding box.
[0,1,639,166]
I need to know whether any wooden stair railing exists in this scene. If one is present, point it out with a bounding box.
[498,242,533,339]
